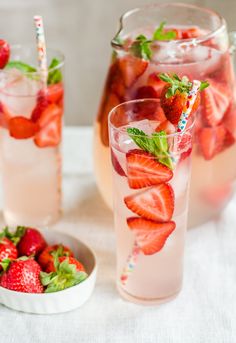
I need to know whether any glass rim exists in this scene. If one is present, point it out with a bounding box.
[111,2,226,50]
[0,44,65,76]
[108,98,196,139]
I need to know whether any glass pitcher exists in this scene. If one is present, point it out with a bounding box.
[93,3,236,227]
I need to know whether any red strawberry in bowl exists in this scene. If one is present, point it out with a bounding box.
[127,217,176,255]
[126,149,173,189]
[0,257,44,293]
[0,39,10,69]
[38,244,74,273]
[0,231,18,270]
[124,183,174,222]
[17,227,47,257]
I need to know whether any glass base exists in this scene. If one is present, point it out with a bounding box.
[117,285,181,305]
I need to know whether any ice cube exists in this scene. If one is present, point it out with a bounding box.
[171,159,190,199]
[0,68,40,117]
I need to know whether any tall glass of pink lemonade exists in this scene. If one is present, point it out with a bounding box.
[0,45,64,226]
[94,3,236,227]
[108,98,196,304]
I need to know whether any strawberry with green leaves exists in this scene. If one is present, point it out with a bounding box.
[0,257,44,293]
[159,73,209,125]
[38,244,74,273]
[0,228,18,268]
[40,250,87,293]
[17,227,47,257]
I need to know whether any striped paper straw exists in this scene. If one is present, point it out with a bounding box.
[177,80,201,133]
[120,241,140,285]
[34,15,48,86]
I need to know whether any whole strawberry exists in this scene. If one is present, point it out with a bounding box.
[38,244,74,272]
[0,257,44,293]
[17,227,47,257]
[159,73,209,124]
[0,39,10,69]
[0,227,18,269]
[40,253,87,293]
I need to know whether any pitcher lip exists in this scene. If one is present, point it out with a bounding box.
[111,2,226,50]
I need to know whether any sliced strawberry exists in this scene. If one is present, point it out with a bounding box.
[34,114,62,148]
[147,73,166,98]
[107,61,126,99]
[98,92,120,147]
[31,97,49,123]
[223,129,235,149]
[118,55,148,88]
[198,125,226,160]
[37,103,63,128]
[201,80,230,127]
[0,102,11,128]
[127,217,176,255]
[0,40,10,69]
[39,82,64,104]
[111,149,126,176]
[124,183,174,222]
[155,120,175,135]
[181,27,200,39]
[126,149,173,189]
[9,117,39,139]
[135,85,157,99]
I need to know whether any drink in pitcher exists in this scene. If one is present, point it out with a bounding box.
[108,82,200,303]
[0,43,64,226]
[94,3,236,227]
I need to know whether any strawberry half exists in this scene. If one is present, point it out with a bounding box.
[111,149,126,177]
[126,149,173,189]
[34,113,62,148]
[127,217,176,255]
[124,183,174,222]
[201,80,230,127]
[9,116,39,139]
[0,39,10,69]
[38,83,64,105]
[118,55,148,88]
[198,125,226,160]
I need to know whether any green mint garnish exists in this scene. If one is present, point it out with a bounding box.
[159,73,209,98]
[127,127,173,169]
[130,22,176,61]
[47,58,62,85]
[152,21,176,41]
[6,61,37,73]
[131,35,153,61]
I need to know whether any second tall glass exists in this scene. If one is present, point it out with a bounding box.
[0,46,64,226]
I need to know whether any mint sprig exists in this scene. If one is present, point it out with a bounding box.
[159,73,209,98]
[40,250,88,293]
[127,127,173,169]
[152,21,176,41]
[130,22,176,61]
[47,58,62,85]
[6,61,37,73]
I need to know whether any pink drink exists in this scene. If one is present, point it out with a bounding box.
[109,99,195,304]
[94,3,236,227]
[0,46,64,226]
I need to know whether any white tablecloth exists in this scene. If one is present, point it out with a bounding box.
[0,127,235,343]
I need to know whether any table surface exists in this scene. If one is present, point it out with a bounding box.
[0,127,235,343]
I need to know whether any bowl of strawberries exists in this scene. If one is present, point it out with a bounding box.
[0,226,97,314]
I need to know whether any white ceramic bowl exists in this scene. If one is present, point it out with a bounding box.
[0,229,97,314]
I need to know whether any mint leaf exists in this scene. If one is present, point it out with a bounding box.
[200,80,210,91]
[6,61,37,73]
[47,58,62,85]
[131,35,152,61]
[153,21,176,41]
[127,128,173,169]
